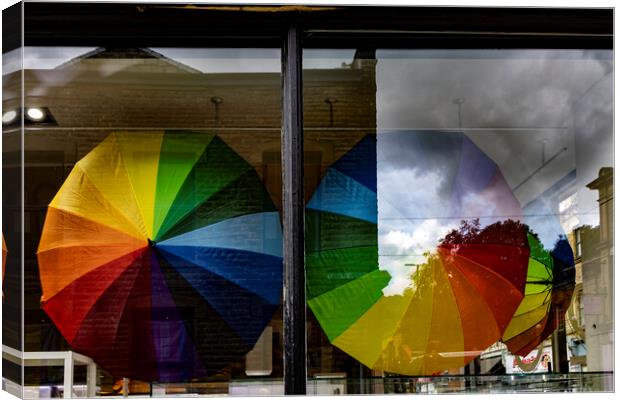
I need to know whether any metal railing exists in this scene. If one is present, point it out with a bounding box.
[5,371,613,397]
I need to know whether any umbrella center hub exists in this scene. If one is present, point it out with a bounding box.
[147,238,156,248]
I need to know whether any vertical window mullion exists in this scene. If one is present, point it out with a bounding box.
[281,18,307,396]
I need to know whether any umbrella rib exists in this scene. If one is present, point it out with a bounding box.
[399,267,442,373]
[155,168,255,241]
[527,279,554,285]
[527,239,554,282]
[439,248,523,296]
[441,257,500,352]
[155,136,267,241]
[104,259,153,377]
[511,302,551,322]
[150,258,209,379]
[533,257,553,282]
[518,287,552,309]
[506,301,552,339]
[73,163,149,240]
[108,134,158,239]
[155,252,253,374]
[157,211,282,258]
[152,139,212,239]
[308,168,377,224]
[51,248,147,345]
[542,288,553,305]
[155,248,275,351]
[306,268,384,306]
[370,293,420,369]
[38,243,148,301]
[69,252,146,353]
[156,247,278,306]
[38,240,145,253]
[503,310,551,345]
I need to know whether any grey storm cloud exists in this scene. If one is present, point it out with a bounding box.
[374,49,613,209]
[376,131,461,201]
[375,49,612,131]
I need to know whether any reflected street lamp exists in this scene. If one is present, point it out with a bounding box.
[211,96,223,126]
[453,98,465,129]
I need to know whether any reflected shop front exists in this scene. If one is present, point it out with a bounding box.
[1,3,614,398]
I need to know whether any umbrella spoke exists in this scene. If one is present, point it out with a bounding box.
[49,167,147,241]
[76,134,149,238]
[155,136,255,241]
[38,207,147,300]
[158,211,282,259]
[156,248,279,347]
[157,169,275,242]
[307,168,377,224]
[156,246,282,305]
[70,253,149,378]
[114,132,165,238]
[152,132,215,238]
[150,250,207,381]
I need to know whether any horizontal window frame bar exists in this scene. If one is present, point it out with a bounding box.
[16,4,612,50]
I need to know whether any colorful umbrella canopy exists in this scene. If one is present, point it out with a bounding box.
[502,233,575,356]
[305,133,530,375]
[38,131,282,382]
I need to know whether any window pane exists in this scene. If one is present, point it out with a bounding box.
[303,48,613,393]
[3,43,24,395]
[20,46,283,397]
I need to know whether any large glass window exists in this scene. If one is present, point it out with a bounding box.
[2,3,613,398]
[15,46,284,397]
[303,48,613,393]
[3,38,24,396]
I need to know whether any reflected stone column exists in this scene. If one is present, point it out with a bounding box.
[583,167,614,374]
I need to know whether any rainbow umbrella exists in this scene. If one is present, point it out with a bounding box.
[306,133,530,375]
[37,131,282,382]
[502,233,575,356]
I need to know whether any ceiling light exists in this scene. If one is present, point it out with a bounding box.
[2,110,17,124]
[26,107,46,121]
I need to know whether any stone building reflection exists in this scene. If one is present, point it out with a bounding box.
[582,167,614,372]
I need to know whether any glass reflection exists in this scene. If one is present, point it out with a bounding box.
[16,46,283,397]
[3,45,24,394]
[304,48,613,393]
